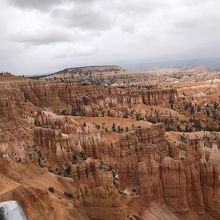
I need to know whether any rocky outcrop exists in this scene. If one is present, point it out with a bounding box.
[0,73,220,220]
[115,125,167,192]
[158,138,220,218]
[0,81,178,114]
[80,185,127,220]
[0,185,54,220]
[0,98,15,120]
[72,158,127,220]
[112,128,220,219]
[161,157,188,212]
[200,143,220,218]
[24,106,220,219]
[72,158,102,187]
[43,65,125,80]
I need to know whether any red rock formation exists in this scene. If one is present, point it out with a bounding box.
[0,80,178,114]
[115,125,167,191]
[72,158,127,220]
[200,143,220,218]
[161,157,189,212]
[0,74,219,220]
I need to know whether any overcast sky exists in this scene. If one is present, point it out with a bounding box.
[0,0,220,74]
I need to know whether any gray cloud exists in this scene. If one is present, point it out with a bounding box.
[1,0,220,74]
[7,0,66,10]
[51,6,113,31]
[110,0,167,15]
[7,0,100,11]
[10,30,74,46]
[55,45,97,59]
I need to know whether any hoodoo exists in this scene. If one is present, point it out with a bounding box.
[0,66,219,219]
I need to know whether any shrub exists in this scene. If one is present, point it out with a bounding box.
[64,192,74,199]
[65,164,72,176]
[48,167,53,173]
[48,187,55,193]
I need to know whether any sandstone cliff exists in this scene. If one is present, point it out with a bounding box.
[0,74,219,220]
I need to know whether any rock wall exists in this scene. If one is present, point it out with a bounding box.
[0,81,178,114]
[72,158,127,220]
[1,79,220,219]
[115,125,167,193]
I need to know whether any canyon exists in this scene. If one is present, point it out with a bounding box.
[0,66,219,219]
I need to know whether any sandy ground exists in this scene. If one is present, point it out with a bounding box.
[0,159,88,220]
[73,116,152,130]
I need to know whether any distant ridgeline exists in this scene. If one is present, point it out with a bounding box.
[0,72,12,75]
[29,65,125,83]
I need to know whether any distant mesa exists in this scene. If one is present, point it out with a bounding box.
[44,65,125,78]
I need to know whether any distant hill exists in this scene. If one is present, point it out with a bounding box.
[0,72,27,81]
[30,64,219,87]
[41,65,125,79]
